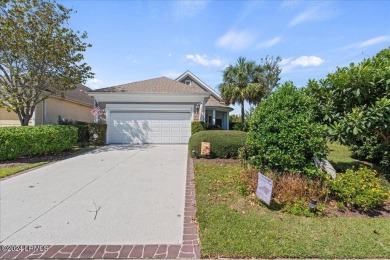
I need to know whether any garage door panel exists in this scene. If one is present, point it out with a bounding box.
[108,112,191,144]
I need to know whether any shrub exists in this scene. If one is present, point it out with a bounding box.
[329,167,389,211]
[87,123,107,145]
[284,199,326,217]
[191,121,206,135]
[59,120,90,143]
[189,130,247,159]
[231,122,249,132]
[245,82,328,176]
[0,125,77,160]
[206,124,221,130]
[240,168,329,205]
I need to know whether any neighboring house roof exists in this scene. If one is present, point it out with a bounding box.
[92,77,208,94]
[59,84,94,107]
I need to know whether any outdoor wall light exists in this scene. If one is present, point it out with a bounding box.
[195,103,200,114]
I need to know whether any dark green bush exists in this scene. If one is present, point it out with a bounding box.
[0,125,77,160]
[329,167,389,211]
[189,130,247,159]
[245,82,328,176]
[231,122,249,132]
[88,123,107,145]
[59,120,89,143]
[191,121,206,135]
[206,124,221,130]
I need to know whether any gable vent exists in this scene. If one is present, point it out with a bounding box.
[184,79,192,85]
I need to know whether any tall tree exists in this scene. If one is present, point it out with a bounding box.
[219,57,264,123]
[260,55,282,97]
[0,0,93,126]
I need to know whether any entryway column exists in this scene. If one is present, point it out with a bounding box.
[212,109,216,124]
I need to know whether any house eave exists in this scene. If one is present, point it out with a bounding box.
[88,92,211,103]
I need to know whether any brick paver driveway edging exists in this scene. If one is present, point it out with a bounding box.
[0,156,200,259]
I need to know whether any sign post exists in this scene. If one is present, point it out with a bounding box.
[256,173,273,205]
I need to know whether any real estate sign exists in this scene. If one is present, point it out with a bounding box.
[201,142,210,156]
[256,173,273,205]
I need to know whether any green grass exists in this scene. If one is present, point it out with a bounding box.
[195,161,390,258]
[0,162,48,178]
[327,142,371,172]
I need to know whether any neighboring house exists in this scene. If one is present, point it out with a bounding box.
[89,70,233,144]
[0,84,94,127]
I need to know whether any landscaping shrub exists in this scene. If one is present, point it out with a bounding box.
[206,124,221,130]
[245,82,328,176]
[191,121,206,135]
[0,125,77,160]
[240,168,329,206]
[189,130,247,159]
[231,122,249,132]
[59,120,89,143]
[330,167,389,211]
[87,123,107,145]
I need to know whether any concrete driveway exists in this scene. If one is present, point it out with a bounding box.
[0,145,187,245]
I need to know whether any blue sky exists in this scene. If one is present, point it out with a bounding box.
[60,0,390,114]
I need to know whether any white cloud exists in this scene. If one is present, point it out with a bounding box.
[161,70,182,79]
[256,36,282,49]
[174,0,209,20]
[86,78,104,90]
[291,56,323,66]
[289,3,337,27]
[281,56,324,72]
[342,35,390,49]
[216,29,256,51]
[185,54,223,67]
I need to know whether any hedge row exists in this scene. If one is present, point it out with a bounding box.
[0,125,78,160]
[189,130,247,159]
[59,121,107,145]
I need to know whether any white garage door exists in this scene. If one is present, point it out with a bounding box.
[108,112,191,144]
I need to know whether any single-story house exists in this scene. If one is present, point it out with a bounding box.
[89,71,233,144]
[0,84,94,127]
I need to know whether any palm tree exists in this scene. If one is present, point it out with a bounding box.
[219,57,264,123]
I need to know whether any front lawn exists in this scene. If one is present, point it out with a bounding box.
[0,162,48,178]
[194,160,390,258]
[0,146,95,179]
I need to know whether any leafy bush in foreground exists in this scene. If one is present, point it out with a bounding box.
[0,125,77,160]
[330,167,389,211]
[189,130,247,159]
[244,82,328,176]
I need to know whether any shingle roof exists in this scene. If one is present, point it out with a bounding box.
[93,77,208,94]
[205,95,231,108]
[61,84,94,106]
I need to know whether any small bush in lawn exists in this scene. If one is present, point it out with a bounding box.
[330,167,389,211]
[188,130,247,159]
[191,121,206,135]
[245,82,328,176]
[0,125,77,160]
[284,199,326,217]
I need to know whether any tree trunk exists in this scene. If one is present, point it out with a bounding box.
[20,116,31,126]
[241,102,245,123]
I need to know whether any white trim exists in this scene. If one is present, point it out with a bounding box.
[89,92,209,104]
[176,71,222,101]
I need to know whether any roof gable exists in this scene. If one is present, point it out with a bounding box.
[176,71,222,101]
